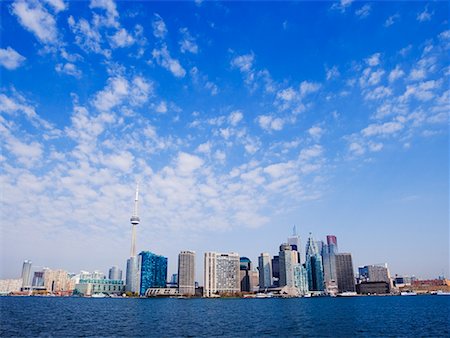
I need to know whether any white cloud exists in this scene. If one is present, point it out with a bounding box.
[12,0,58,44]
[388,66,405,82]
[417,7,433,22]
[326,66,340,80]
[110,28,134,48]
[364,86,392,100]
[299,145,323,161]
[155,101,168,114]
[196,141,211,154]
[257,115,284,132]
[366,53,381,67]
[68,16,110,57]
[355,4,371,18]
[152,13,167,39]
[308,126,324,140]
[44,0,67,13]
[228,110,243,126]
[362,121,403,137]
[152,44,186,78]
[177,152,204,175]
[299,81,321,97]
[230,53,254,73]
[0,47,26,70]
[384,14,400,27]
[331,0,354,12]
[349,142,365,156]
[101,151,134,172]
[179,27,198,54]
[408,68,426,81]
[400,80,441,102]
[90,0,119,28]
[277,87,297,101]
[93,76,129,111]
[55,62,81,78]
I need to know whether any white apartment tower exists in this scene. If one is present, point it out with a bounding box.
[204,252,240,297]
[178,250,195,296]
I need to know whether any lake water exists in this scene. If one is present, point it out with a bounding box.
[1,296,449,337]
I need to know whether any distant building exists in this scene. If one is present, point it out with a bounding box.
[335,253,355,293]
[258,253,272,289]
[0,279,22,295]
[170,274,178,285]
[74,278,125,296]
[293,264,309,295]
[204,252,240,297]
[356,281,390,295]
[139,251,168,296]
[108,266,122,281]
[125,256,140,294]
[271,256,280,287]
[287,225,302,264]
[358,264,391,283]
[279,243,296,287]
[305,233,324,291]
[178,250,195,296]
[322,235,338,292]
[21,260,32,288]
[239,257,252,292]
[249,270,259,292]
[43,269,71,293]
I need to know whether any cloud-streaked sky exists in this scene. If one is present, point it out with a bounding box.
[1,0,448,281]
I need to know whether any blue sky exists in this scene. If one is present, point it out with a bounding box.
[0,0,448,282]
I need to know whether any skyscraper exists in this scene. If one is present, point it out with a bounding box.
[279,243,296,287]
[258,253,272,289]
[293,264,309,295]
[239,257,252,292]
[271,255,280,287]
[204,252,240,297]
[287,225,302,264]
[178,250,195,296]
[21,260,32,288]
[139,251,168,296]
[305,233,324,291]
[108,266,122,280]
[126,184,140,294]
[335,253,356,293]
[322,235,338,292]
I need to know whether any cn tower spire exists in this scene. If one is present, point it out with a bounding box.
[130,183,140,257]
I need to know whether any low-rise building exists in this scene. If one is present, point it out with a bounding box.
[0,279,22,295]
[356,281,390,295]
[74,278,125,296]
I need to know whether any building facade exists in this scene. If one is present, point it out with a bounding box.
[204,252,240,297]
[279,243,296,288]
[139,251,168,296]
[21,260,32,289]
[335,253,356,293]
[305,233,324,291]
[258,253,272,289]
[178,250,195,296]
[293,264,309,295]
[0,279,22,295]
[43,269,71,293]
[74,278,125,296]
[125,256,140,294]
[322,235,338,292]
[108,266,122,281]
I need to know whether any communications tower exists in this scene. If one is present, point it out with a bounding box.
[130,184,140,257]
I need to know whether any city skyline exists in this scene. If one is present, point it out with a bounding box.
[1,0,449,281]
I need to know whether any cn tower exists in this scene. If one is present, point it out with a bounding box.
[130,184,140,257]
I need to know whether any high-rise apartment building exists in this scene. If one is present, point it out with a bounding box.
[204,252,240,297]
[21,260,32,288]
[279,243,296,287]
[293,264,309,295]
[239,257,252,292]
[139,251,168,296]
[305,233,324,291]
[258,253,272,289]
[178,250,195,296]
[322,235,338,291]
[335,253,355,293]
[108,266,122,280]
[271,255,280,286]
[43,269,70,293]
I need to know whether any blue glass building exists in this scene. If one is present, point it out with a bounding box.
[138,251,168,296]
[305,233,325,291]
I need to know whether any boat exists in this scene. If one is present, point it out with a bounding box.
[255,292,273,298]
[400,291,417,296]
[435,291,450,296]
[91,293,107,298]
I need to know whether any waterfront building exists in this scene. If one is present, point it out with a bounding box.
[139,251,168,296]
[356,281,390,295]
[279,243,296,288]
[287,225,302,264]
[21,260,32,288]
[250,270,259,291]
[322,235,338,293]
[171,274,178,285]
[178,250,195,296]
[108,266,122,281]
[239,257,252,292]
[126,184,141,294]
[271,255,280,287]
[258,253,272,289]
[74,278,125,296]
[358,264,391,283]
[31,268,46,288]
[204,252,240,297]
[335,253,356,293]
[0,279,22,295]
[293,264,309,295]
[305,233,324,291]
[43,269,71,293]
